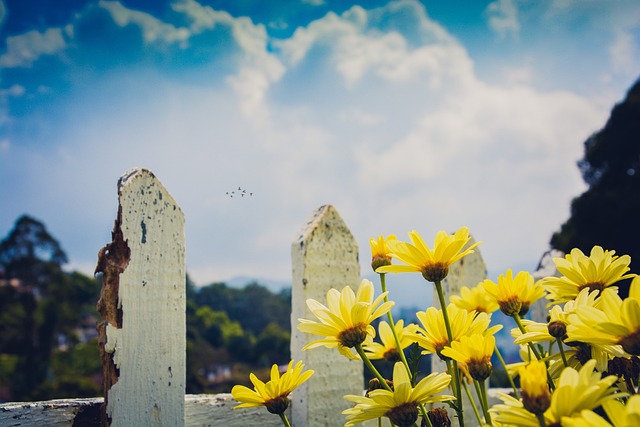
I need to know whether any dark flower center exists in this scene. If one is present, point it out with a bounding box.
[547,321,567,340]
[425,407,451,427]
[383,348,402,363]
[468,358,492,381]
[386,402,419,427]
[338,324,368,348]
[422,262,449,283]
[265,395,290,415]
[498,296,522,317]
[522,389,551,415]
[619,329,640,356]
[372,255,392,271]
[577,281,605,294]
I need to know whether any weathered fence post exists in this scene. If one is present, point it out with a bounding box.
[290,205,364,427]
[530,249,564,323]
[95,168,186,427]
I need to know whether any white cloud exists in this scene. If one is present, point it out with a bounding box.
[485,0,520,39]
[0,28,66,67]
[100,0,190,44]
[610,29,640,75]
[0,0,617,291]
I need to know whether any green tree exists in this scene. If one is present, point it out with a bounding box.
[254,322,290,367]
[0,215,100,400]
[551,77,640,296]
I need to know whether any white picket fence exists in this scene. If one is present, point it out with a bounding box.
[0,168,539,426]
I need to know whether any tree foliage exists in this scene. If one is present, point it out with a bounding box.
[551,77,640,295]
[0,215,101,401]
[0,215,292,400]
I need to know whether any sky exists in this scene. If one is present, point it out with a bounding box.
[1,0,639,306]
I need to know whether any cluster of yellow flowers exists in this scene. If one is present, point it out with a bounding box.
[232,226,640,427]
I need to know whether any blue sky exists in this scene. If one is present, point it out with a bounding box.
[1,0,639,306]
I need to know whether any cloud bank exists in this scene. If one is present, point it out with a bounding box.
[1,0,638,302]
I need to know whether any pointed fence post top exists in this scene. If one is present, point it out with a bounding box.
[96,167,186,427]
[293,204,355,247]
[290,204,364,427]
[441,236,486,300]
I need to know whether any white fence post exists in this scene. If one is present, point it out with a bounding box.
[290,205,364,427]
[95,167,186,427]
[530,249,564,323]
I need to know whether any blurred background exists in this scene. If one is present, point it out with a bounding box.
[1,0,638,401]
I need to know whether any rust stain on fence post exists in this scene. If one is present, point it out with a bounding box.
[95,205,131,427]
[95,167,186,427]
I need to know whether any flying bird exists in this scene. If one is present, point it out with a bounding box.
[226,186,254,198]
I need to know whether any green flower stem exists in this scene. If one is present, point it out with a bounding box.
[556,338,569,367]
[513,314,555,391]
[279,412,292,427]
[356,343,392,392]
[435,280,464,427]
[494,344,520,399]
[379,273,412,378]
[462,378,483,426]
[536,412,547,427]
[478,380,493,426]
[512,314,543,361]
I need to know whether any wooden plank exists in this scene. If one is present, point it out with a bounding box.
[95,168,186,427]
[0,395,281,427]
[290,205,364,427]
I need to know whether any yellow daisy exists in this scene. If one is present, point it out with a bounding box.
[482,269,546,317]
[411,304,499,359]
[231,360,314,414]
[343,361,454,427]
[450,283,499,314]
[491,360,621,427]
[567,276,640,356]
[513,289,598,346]
[541,246,636,305]
[364,319,419,362]
[561,389,640,427]
[370,234,396,271]
[297,279,394,358]
[603,394,640,427]
[519,360,551,415]
[376,227,481,282]
[441,333,495,381]
[563,394,640,427]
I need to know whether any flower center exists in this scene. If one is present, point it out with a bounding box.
[337,323,368,348]
[498,296,522,317]
[265,395,290,415]
[547,321,567,340]
[619,329,640,356]
[468,358,492,381]
[521,389,551,415]
[386,402,419,427]
[577,281,605,293]
[383,348,402,363]
[421,262,449,282]
[372,254,392,271]
[427,407,451,427]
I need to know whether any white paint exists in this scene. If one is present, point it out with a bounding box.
[105,168,186,427]
[290,205,367,427]
[0,395,283,427]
